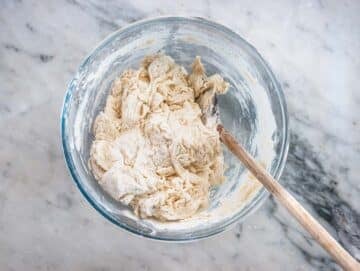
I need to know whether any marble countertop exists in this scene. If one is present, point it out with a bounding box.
[0,0,359,270]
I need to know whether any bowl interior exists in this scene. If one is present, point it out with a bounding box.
[62,17,288,241]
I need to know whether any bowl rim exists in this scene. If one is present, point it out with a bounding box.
[61,16,289,241]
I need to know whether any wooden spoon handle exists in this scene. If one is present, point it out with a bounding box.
[217,125,359,271]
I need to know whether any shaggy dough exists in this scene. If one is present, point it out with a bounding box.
[89,55,229,221]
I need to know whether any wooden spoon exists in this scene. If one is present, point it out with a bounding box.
[217,124,360,271]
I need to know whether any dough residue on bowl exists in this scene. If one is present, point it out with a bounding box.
[89,55,229,221]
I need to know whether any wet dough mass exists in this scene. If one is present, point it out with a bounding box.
[90,55,229,221]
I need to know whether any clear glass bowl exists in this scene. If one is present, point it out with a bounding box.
[61,17,289,241]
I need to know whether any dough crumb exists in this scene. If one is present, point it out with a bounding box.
[90,55,229,221]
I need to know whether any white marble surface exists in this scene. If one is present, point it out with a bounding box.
[1,0,359,270]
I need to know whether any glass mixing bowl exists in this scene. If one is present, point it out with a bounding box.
[61,17,289,241]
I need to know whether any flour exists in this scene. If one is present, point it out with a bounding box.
[89,55,229,221]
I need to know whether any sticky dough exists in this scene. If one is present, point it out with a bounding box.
[89,55,229,221]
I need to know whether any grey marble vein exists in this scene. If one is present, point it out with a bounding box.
[0,0,359,270]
